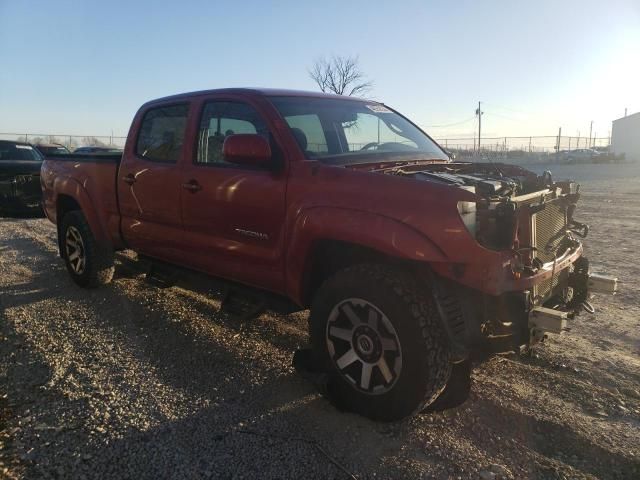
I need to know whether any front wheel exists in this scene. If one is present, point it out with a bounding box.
[60,210,114,288]
[310,264,452,421]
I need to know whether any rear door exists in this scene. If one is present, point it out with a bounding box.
[179,97,288,292]
[117,103,190,263]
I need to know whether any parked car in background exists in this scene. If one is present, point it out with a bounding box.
[557,148,600,164]
[34,143,71,156]
[0,140,44,215]
[73,146,123,154]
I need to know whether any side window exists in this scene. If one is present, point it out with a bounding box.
[196,101,268,165]
[135,104,189,163]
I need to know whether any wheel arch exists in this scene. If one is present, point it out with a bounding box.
[53,177,112,256]
[286,207,449,307]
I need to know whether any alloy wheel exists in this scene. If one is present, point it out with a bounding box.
[326,298,402,394]
[65,226,86,275]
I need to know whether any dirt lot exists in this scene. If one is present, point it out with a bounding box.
[1,174,639,479]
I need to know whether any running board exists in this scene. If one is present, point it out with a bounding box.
[145,264,177,289]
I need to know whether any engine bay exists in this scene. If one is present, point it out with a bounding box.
[386,162,554,198]
[387,162,587,269]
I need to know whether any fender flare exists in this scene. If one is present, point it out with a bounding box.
[53,176,112,248]
[285,206,448,304]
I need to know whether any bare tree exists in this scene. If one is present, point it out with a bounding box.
[81,136,107,147]
[309,55,372,97]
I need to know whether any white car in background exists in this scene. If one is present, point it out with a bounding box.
[557,148,600,163]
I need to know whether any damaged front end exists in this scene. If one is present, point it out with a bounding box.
[393,162,617,358]
[0,173,43,215]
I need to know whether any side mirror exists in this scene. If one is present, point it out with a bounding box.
[223,134,272,167]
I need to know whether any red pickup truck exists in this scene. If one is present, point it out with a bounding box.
[41,88,615,420]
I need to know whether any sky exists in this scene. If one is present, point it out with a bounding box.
[1,0,639,140]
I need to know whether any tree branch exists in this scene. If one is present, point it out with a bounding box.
[308,55,372,97]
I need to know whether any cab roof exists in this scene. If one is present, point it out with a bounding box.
[143,88,377,108]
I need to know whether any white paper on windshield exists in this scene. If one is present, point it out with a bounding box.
[16,145,33,150]
[365,104,392,113]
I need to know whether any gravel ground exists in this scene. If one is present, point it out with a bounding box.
[1,177,639,479]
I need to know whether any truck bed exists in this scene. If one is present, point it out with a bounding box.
[41,153,124,245]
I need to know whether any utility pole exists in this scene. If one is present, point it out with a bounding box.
[556,127,562,153]
[625,108,627,117]
[589,120,593,148]
[475,101,483,154]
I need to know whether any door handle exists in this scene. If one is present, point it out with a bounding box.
[122,174,136,185]
[182,180,202,193]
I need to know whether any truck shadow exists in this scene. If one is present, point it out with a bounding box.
[3,233,639,479]
[111,252,310,352]
[0,207,46,219]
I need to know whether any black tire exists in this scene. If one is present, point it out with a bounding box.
[310,264,452,421]
[422,359,471,412]
[60,210,114,288]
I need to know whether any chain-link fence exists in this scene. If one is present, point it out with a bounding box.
[0,133,127,150]
[434,135,611,162]
[1,132,611,158]
[434,135,610,154]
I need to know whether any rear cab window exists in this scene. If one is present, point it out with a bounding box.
[135,104,189,163]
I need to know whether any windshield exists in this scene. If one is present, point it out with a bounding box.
[269,96,448,164]
[0,143,43,161]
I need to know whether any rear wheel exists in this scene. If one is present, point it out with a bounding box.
[61,210,114,288]
[310,264,452,421]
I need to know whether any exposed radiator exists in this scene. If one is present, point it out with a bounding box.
[532,200,569,300]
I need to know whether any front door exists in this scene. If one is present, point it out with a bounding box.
[180,99,287,292]
[117,103,190,263]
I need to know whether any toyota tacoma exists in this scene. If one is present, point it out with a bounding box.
[40,88,617,420]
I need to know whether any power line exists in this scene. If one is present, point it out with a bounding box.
[423,116,476,128]
[484,111,524,122]
[483,102,530,116]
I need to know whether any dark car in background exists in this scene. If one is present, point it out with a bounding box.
[34,143,71,156]
[0,140,44,215]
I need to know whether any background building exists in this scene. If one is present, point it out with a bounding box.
[611,112,640,161]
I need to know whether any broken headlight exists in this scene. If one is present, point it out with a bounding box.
[457,199,517,250]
